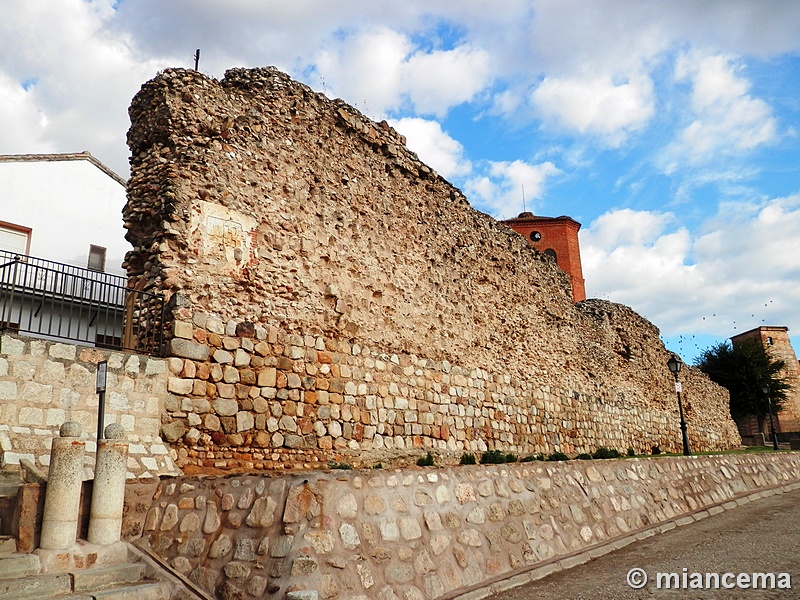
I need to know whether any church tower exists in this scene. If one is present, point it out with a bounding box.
[501,212,586,302]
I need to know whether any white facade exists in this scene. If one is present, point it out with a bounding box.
[0,152,129,274]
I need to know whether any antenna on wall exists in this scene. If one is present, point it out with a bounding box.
[522,185,526,214]
[194,49,201,71]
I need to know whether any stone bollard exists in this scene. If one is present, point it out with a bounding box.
[39,421,85,550]
[87,423,129,545]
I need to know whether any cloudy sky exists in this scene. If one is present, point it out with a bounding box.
[2,0,800,362]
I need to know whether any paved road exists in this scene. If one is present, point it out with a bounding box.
[490,488,800,599]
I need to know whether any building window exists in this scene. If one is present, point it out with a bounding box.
[0,221,32,255]
[767,337,773,346]
[544,248,557,260]
[87,245,107,272]
[530,231,542,242]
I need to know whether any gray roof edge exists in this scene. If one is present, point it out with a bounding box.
[0,151,127,187]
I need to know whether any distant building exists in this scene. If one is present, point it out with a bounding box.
[731,326,800,436]
[0,152,128,271]
[0,153,162,353]
[500,212,586,302]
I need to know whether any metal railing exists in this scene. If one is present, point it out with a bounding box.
[0,250,165,356]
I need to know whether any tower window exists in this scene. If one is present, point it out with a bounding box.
[544,248,557,260]
[88,245,107,272]
[530,231,542,242]
[766,337,773,346]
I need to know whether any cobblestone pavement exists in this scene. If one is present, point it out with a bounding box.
[490,488,800,599]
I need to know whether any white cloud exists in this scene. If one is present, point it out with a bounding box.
[391,118,471,179]
[0,0,170,176]
[314,27,411,117]
[314,28,491,118]
[0,73,52,155]
[403,45,492,116]
[464,159,561,219]
[582,197,800,340]
[660,52,778,173]
[531,72,655,146]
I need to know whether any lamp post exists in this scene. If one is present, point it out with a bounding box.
[667,355,691,456]
[761,384,779,451]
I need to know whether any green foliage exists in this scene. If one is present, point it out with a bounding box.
[328,461,352,470]
[575,453,593,460]
[480,450,518,464]
[627,447,636,457]
[592,447,622,459]
[416,452,435,467]
[695,339,790,423]
[546,451,570,462]
[460,452,477,465]
[521,454,544,462]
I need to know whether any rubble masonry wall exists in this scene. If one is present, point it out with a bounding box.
[123,67,741,469]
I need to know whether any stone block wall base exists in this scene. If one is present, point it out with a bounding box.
[132,452,800,600]
[35,540,128,573]
[448,480,800,600]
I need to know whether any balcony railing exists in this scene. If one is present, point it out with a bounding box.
[0,250,165,356]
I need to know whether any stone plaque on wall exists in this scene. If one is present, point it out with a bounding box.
[192,201,256,266]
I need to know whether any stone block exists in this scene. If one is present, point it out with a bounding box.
[173,320,194,339]
[0,336,25,356]
[169,339,210,361]
[213,349,234,364]
[0,381,18,401]
[48,343,77,360]
[167,377,194,395]
[236,411,254,432]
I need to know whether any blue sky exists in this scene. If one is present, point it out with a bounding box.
[1,0,800,363]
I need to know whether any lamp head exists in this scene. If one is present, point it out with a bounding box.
[667,355,682,375]
[761,384,770,395]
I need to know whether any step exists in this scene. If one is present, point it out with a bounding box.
[90,581,172,600]
[0,553,40,580]
[73,563,146,594]
[0,572,72,598]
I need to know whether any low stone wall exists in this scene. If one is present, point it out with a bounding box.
[0,334,178,477]
[127,452,800,600]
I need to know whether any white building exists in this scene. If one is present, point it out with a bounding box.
[0,152,129,272]
[0,153,142,349]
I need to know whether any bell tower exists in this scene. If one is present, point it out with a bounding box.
[501,212,586,303]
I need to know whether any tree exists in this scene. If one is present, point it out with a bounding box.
[695,338,790,430]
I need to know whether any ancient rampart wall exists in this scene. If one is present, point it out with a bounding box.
[125,454,800,600]
[124,67,740,469]
[0,334,178,477]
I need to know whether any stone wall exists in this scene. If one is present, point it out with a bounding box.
[123,67,741,469]
[0,334,178,478]
[127,453,800,600]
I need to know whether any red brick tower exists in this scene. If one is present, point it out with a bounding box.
[731,326,800,435]
[501,212,586,302]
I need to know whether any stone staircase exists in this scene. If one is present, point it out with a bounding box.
[0,537,175,600]
[0,467,201,600]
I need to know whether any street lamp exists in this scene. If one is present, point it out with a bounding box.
[667,355,691,456]
[761,384,779,451]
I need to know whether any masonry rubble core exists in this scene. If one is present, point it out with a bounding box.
[120,65,741,471]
